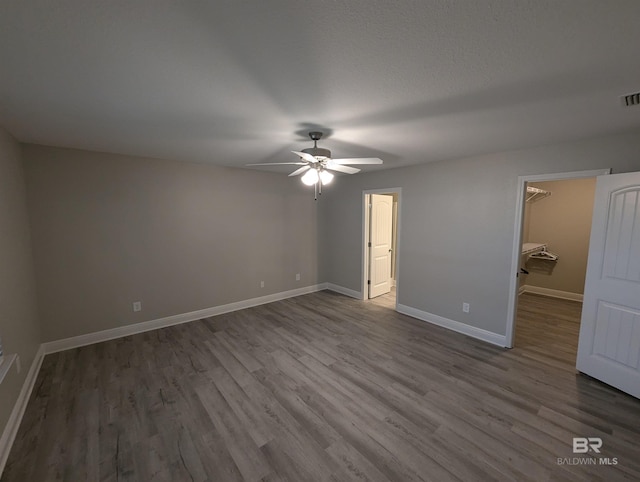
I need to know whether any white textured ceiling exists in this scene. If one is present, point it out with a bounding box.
[1,1,640,172]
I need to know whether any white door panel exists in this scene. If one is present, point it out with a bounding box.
[577,171,640,398]
[369,194,393,298]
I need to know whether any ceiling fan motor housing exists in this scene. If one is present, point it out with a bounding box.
[303,131,331,159]
[302,146,331,159]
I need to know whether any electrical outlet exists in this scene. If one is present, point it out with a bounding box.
[260,281,265,288]
[296,273,301,281]
[133,301,142,312]
[462,302,470,313]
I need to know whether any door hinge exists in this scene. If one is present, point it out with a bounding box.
[367,280,371,285]
[368,242,371,247]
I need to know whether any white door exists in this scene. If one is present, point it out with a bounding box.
[577,171,640,398]
[369,194,393,298]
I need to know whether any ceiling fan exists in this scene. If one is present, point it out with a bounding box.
[247,131,383,199]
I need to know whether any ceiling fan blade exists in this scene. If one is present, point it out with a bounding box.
[326,164,360,174]
[246,162,306,166]
[288,165,311,177]
[292,150,318,164]
[330,158,383,165]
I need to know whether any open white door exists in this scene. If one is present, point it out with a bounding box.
[369,194,393,298]
[577,171,640,398]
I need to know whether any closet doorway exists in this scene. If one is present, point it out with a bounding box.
[506,169,609,359]
[362,188,401,309]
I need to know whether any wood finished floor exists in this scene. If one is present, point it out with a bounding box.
[368,286,396,310]
[3,291,640,481]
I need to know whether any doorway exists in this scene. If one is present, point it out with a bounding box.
[516,177,598,366]
[362,188,401,309]
[506,170,610,350]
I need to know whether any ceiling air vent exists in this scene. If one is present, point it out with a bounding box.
[621,92,640,107]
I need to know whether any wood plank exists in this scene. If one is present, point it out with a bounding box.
[3,291,640,481]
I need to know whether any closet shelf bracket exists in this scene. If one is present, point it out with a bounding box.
[526,186,551,203]
[522,242,547,255]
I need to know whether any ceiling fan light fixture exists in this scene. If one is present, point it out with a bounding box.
[319,170,333,185]
[246,130,382,198]
[301,168,319,186]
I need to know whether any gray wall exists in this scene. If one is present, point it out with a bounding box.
[24,145,321,342]
[0,129,41,438]
[525,178,596,294]
[323,130,640,337]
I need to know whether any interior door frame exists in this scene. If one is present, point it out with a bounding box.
[505,169,610,348]
[362,188,402,308]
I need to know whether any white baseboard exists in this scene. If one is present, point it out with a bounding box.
[397,304,508,348]
[42,283,329,355]
[326,283,362,300]
[521,285,583,302]
[0,345,45,476]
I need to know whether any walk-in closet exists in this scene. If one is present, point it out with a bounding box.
[515,178,596,363]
